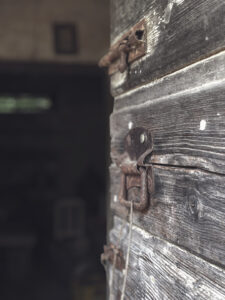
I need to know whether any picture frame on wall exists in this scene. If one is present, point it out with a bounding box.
[53,23,78,54]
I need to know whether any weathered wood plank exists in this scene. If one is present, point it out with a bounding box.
[110,164,225,267]
[110,0,225,96]
[111,80,225,174]
[109,216,225,300]
[114,51,225,110]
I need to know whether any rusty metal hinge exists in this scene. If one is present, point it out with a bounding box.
[119,127,154,212]
[99,19,146,75]
[101,244,125,271]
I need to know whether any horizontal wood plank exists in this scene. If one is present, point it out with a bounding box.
[114,51,225,110]
[110,164,225,267]
[109,216,225,300]
[110,0,225,96]
[111,79,225,174]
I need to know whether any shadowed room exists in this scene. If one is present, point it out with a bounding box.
[0,0,111,299]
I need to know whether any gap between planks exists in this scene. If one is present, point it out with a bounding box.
[151,162,225,177]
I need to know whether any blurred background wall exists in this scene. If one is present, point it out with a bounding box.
[0,0,109,63]
[0,1,111,300]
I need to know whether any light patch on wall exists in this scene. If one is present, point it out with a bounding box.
[0,94,52,114]
[163,0,185,24]
[128,121,133,130]
[199,119,207,131]
[113,195,118,203]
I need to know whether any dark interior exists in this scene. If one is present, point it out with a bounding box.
[0,62,112,300]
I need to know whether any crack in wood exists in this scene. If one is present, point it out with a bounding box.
[150,161,225,177]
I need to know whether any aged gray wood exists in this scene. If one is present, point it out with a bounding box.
[114,51,225,110]
[109,57,225,267]
[109,216,225,300]
[110,164,225,267]
[109,2,225,299]
[111,79,225,175]
[110,0,225,96]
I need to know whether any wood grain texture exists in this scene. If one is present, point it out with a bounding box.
[110,164,225,267]
[114,51,225,110]
[110,76,225,266]
[109,216,225,300]
[111,79,225,174]
[110,0,225,96]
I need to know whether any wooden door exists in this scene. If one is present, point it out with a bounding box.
[101,0,225,299]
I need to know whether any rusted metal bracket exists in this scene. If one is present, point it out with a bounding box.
[119,127,154,212]
[101,244,125,271]
[99,19,146,75]
[119,163,153,211]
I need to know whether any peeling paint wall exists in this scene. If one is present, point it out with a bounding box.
[0,0,109,63]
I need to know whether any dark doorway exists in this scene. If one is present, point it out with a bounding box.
[0,62,111,300]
